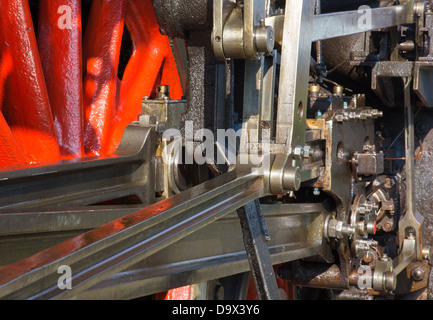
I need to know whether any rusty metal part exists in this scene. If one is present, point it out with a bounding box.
[279,261,359,290]
[428,264,433,300]
[306,91,378,220]
[336,289,374,300]
[396,261,431,295]
[351,149,384,177]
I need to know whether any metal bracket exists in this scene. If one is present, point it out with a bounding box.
[212,0,275,60]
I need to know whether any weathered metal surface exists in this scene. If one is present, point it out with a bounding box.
[279,261,359,290]
[0,124,156,209]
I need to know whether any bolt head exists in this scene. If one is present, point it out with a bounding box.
[411,267,425,282]
[335,114,344,123]
[303,146,311,158]
[293,146,303,157]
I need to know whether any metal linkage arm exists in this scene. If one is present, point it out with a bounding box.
[400,77,424,261]
[312,0,415,42]
[237,200,280,300]
[0,171,263,299]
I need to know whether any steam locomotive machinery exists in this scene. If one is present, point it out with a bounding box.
[0,0,433,300]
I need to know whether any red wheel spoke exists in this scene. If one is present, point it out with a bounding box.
[160,53,184,101]
[0,0,60,164]
[111,0,168,154]
[83,0,127,156]
[0,113,26,167]
[0,0,182,166]
[38,0,84,158]
[106,0,183,154]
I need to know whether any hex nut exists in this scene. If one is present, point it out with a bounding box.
[411,267,425,282]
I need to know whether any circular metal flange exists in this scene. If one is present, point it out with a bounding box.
[282,166,301,192]
[254,25,274,54]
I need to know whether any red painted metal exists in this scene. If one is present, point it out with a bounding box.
[155,286,194,300]
[38,0,85,158]
[82,0,128,156]
[0,0,60,164]
[106,0,183,154]
[0,113,26,167]
[0,0,193,302]
[0,37,26,167]
[0,0,183,166]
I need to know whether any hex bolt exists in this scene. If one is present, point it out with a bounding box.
[335,114,344,123]
[303,146,311,158]
[327,219,355,239]
[411,267,425,282]
[293,146,303,158]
